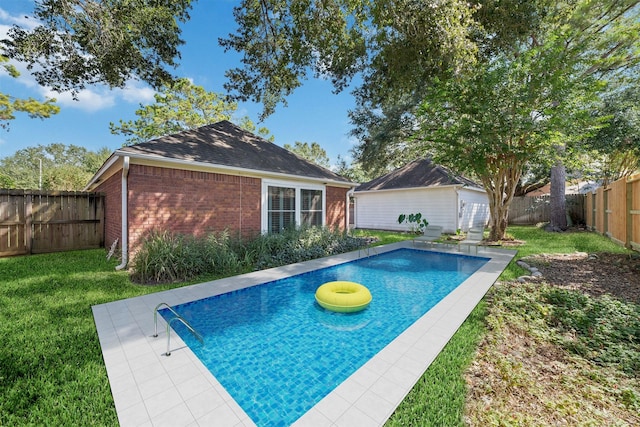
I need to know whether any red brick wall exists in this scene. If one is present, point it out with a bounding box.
[127,165,261,249]
[97,162,350,257]
[326,186,349,230]
[95,171,122,250]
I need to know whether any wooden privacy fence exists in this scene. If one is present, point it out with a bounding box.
[585,174,640,251]
[0,190,104,257]
[508,194,586,225]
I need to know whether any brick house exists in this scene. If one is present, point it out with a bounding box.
[84,121,355,269]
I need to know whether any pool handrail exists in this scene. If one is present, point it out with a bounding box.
[153,302,204,356]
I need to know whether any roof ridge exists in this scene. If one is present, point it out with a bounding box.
[355,157,481,192]
[110,121,352,185]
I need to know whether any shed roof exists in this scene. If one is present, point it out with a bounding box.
[116,120,350,183]
[355,158,482,192]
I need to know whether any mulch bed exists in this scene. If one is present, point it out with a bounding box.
[522,252,640,304]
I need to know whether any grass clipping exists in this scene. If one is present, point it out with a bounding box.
[465,281,640,426]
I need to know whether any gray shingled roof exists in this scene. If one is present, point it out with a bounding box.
[356,158,482,191]
[118,120,351,183]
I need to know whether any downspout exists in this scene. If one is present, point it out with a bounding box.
[115,156,130,270]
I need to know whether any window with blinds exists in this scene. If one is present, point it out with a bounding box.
[267,186,296,233]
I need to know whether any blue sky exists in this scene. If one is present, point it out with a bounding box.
[0,1,359,165]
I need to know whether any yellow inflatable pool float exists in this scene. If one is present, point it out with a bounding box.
[315,281,372,313]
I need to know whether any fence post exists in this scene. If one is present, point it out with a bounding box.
[592,193,596,231]
[624,179,633,249]
[25,192,33,255]
[603,188,610,236]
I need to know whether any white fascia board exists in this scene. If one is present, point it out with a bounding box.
[354,184,462,195]
[82,154,121,191]
[457,185,488,194]
[114,150,355,188]
[354,184,486,196]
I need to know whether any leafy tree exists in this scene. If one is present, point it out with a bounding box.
[0,144,110,190]
[0,172,15,188]
[349,92,426,178]
[334,155,372,183]
[110,78,272,144]
[221,0,639,240]
[2,1,193,94]
[2,1,192,132]
[416,0,638,240]
[586,84,640,184]
[1,55,60,130]
[283,141,331,169]
[235,116,274,142]
[218,1,579,239]
[514,162,552,197]
[219,0,481,120]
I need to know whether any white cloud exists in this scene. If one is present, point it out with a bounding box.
[0,23,11,39]
[117,82,156,104]
[3,60,157,112]
[2,8,158,113]
[0,8,38,31]
[40,79,160,113]
[42,87,116,112]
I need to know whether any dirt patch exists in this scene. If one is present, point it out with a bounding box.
[522,252,640,304]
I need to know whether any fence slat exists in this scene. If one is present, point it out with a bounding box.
[586,174,640,251]
[0,190,104,257]
[508,194,585,225]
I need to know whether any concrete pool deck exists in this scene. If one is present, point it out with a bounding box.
[92,241,516,426]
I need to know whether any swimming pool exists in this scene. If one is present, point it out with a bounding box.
[160,248,488,426]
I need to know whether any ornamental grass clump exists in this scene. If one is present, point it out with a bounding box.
[131,227,370,284]
[130,229,243,284]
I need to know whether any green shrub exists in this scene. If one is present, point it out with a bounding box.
[131,227,370,284]
[249,226,369,270]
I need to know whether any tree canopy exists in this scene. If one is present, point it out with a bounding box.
[334,155,371,183]
[1,55,60,130]
[221,0,640,240]
[3,0,193,93]
[1,1,194,131]
[220,0,483,120]
[0,143,111,191]
[283,141,331,169]
[110,78,272,144]
[416,1,638,239]
[586,84,640,184]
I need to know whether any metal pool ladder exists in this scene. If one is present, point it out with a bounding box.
[358,246,378,258]
[153,302,204,356]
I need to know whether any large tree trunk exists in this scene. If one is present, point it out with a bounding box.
[549,159,568,232]
[487,193,510,241]
[481,158,522,242]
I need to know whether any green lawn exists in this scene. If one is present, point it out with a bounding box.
[0,251,182,426]
[0,225,635,425]
[386,225,636,426]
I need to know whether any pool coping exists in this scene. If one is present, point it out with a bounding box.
[92,241,516,426]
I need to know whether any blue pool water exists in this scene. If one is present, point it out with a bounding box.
[162,248,488,426]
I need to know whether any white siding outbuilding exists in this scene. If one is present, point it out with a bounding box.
[354,158,490,234]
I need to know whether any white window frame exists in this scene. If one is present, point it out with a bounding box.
[261,179,326,233]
